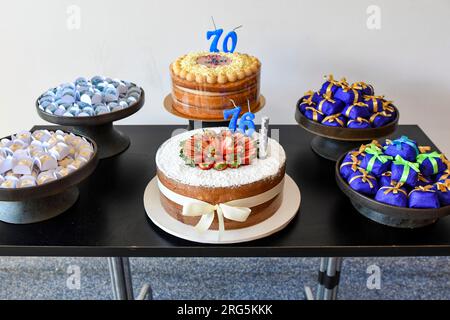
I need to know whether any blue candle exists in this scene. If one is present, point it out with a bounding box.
[238,112,256,136]
[223,107,241,132]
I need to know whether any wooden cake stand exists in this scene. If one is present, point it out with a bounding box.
[36,88,145,159]
[295,98,399,161]
[164,94,266,130]
[0,132,99,224]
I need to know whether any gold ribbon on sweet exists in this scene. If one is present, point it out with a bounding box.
[418,173,430,183]
[382,182,407,196]
[363,95,385,113]
[340,155,360,172]
[345,102,369,118]
[300,94,315,107]
[305,107,324,121]
[183,201,251,235]
[323,113,344,127]
[323,75,339,96]
[340,84,361,105]
[349,169,376,188]
[349,144,367,158]
[436,182,450,192]
[353,81,370,90]
[369,111,392,124]
[317,93,336,112]
[408,185,435,197]
[419,146,431,154]
[381,100,395,113]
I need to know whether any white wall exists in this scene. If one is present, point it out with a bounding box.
[1,0,449,153]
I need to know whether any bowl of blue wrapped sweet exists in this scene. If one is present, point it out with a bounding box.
[335,136,450,228]
[295,75,399,161]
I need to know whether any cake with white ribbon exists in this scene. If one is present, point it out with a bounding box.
[156,127,286,233]
[170,51,261,119]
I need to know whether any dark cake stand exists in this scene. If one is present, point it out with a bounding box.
[295,99,399,161]
[335,153,450,228]
[36,88,145,159]
[0,132,98,224]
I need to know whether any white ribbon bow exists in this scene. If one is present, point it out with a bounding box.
[182,201,252,236]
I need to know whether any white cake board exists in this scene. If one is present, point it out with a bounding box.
[143,175,301,244]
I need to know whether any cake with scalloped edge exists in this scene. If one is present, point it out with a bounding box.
[170,52,261,119]
[156,128,285,231]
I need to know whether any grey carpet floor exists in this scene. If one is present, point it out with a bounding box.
[0,257,449,300]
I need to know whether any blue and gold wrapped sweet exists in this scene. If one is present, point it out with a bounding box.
[360,144,393,176]
[384,136,419,162]
[380,171,393,187]
[417,152,447,176]
[322,114,346,127]
[391,155,420,187]
[348,168,378,196]
[370,111,394,128]
[417,173,434,187]
[317,94,345,116]
[409,185,440,209]
[340,154,360,180]
[319,75,341,96]
[299,94,316,114]
[343,102,370,120]
[375,183,408,207]
[353,81,375,96]
[363,95,385,113]
[347,117,371,129]
[304,107,324,122]
[434,182,450,206]
[334,83,362,106]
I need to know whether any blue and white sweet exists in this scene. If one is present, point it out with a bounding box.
[0,130,94,189]
[37,76,142,117]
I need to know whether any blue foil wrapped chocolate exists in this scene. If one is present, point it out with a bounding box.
[375,184,408,207]
[348,169,378,196]
[434,182,450,206]
[343,102,370,120]
[417,173,434,187]
[383,136,419,162]
[391,155,420,187]
[409,186,440,209]
[347,117,371,129]
[317,94,345,116]
[322,114,346,127]
[334,85,362,105]
[363,95,385,113]
[340,154,360,180]
[299,95,316,114]
[353,82,375,96]
[360,144,393,176]
[417,152,447,176]
[369,111,393,128]
[304,107,325,122]
[319,75,340,96]
[380,171,393,187]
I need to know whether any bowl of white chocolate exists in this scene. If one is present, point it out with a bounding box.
[0,129,98,223]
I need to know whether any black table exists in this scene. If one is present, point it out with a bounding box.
[0,125,449,300]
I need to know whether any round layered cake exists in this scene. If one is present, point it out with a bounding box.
[170,52,261,119]
[156,128,286,231]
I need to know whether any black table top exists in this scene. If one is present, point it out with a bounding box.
[1,125,449,257]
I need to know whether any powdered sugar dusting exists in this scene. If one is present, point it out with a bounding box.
[156,128,286,188]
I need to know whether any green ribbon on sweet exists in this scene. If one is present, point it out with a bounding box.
[364,144,393,173]
[416,151,442,175]
[393,155,420,184]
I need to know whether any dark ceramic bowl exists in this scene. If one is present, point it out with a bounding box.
[335,153,450,229]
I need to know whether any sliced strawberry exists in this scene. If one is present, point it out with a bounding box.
[198,162,214,170]
[214,161,228,171]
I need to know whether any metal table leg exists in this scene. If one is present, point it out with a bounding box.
[305,257,343,300]
[107,257,153,300]
[322,257,342,300]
